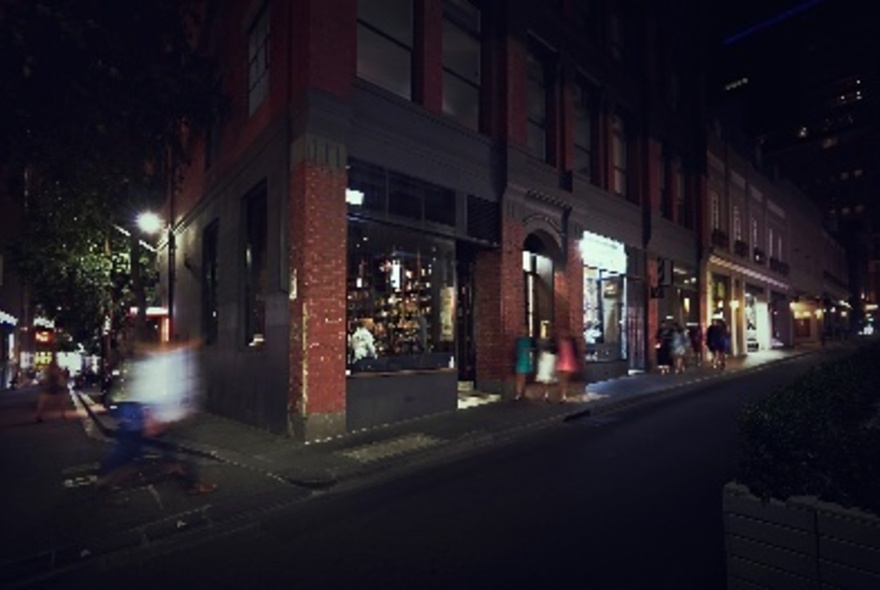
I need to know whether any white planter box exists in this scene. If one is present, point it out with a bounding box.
[723,482,880,589]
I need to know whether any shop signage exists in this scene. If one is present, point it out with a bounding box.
[579,231,626,273]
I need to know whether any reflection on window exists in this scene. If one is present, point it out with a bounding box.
[442,0,481,130]
[347,220,455,372]
[243,184,267,347]
[357,0,413,100]
[248,4,270,115]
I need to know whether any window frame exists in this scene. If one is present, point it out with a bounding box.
[247,3,270,116]
[357,0,414,100]
[442,0,481,130]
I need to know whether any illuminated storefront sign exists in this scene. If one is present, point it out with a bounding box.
[579,231,627,273]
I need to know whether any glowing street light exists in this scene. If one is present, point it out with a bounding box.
[136,211,163,235]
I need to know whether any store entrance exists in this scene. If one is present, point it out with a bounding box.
[523,233,557,341]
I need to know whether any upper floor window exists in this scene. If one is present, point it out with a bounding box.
[751,217,758,249]
[733,206,742,241]
[768,227,775,258]
[658,149,670,218]
[357,0,413,100]
[710,190,720,230]
[572,79,594,180]
[675,166,686,225]
[243,183,268,347]
[442,0,481,130]
[778,236,783,261]
[248,4,270,115]
[609,11,623,61]
[611,115,627,197]
[526,43,551,162]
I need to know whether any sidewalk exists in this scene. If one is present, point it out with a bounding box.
[77,345,820,489]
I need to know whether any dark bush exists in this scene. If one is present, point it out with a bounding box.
[737,344,880,515]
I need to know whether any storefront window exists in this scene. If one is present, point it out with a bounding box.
[580,231,627,362]
[347,219,455,373]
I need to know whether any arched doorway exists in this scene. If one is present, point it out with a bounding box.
[523,231,562,340]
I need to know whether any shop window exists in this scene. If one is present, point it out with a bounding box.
[243,184,268,347]
[202,220,220,345]
[442,0,481,130]
[357,0,413,100]
[572,79,594,180]
[526,45,550,162]
[611,115,627,197]
[347,220,455,372]
[347,159,387,213]
[247,4,270,115]
[388,173,424,221]
[583,267,625,361]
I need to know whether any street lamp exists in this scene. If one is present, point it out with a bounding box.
[133,211,174,342]
[136,211,163,235]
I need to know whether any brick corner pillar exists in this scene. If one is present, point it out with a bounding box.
[288,137,348,442]
[646,253,660,371]
[474,215,524,397]
[566,236,584,350]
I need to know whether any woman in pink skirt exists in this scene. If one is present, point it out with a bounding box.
[555,330,578,403]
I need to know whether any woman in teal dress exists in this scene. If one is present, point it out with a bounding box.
[514,328,534,401]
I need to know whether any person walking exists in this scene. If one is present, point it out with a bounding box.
[672,323,688,374]
[688,324,704,367]
[656,320,673,374]
[513,328,534,401]
[35,353,69,422]
[554,330,578,403]
[535,333,558,402]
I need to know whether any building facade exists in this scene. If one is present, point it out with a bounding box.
[703,120,850,354]
[165,0,711,440]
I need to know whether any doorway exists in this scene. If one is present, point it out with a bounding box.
[523,233,557,340]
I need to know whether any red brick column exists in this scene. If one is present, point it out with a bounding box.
[288,146,348,440]
[646,138,662,213]
[415,0,443,112]
[475,217,524,394]
[646,255,660,370]
[566,237,584,342]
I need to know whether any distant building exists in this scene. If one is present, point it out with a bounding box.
[709,0,878,330]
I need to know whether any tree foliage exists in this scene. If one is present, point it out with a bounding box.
[0,0,218,346]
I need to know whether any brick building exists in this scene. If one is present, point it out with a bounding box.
[164,0,710,440]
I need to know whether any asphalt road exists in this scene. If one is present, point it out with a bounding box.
[46,355,821,590]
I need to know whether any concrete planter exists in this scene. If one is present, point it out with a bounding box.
[723,482,880,589]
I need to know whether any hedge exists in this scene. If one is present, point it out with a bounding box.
[736,343,880,515]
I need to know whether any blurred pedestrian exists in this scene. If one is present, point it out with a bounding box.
[535,333,558,402]
[672,323,689,374]
[656,320,673,374]
[513,327,534,401]
[688,324,704,367]
[96,339,216,496]
[555,330,578,403]
[35,353,69,422]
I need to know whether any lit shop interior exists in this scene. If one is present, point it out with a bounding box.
[580,231,628,363]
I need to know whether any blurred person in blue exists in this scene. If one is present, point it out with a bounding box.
[96,338,217,496]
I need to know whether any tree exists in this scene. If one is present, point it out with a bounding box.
[0,0,219,345]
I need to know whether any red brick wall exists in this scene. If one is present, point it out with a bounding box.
[505,38,527,147]
[646,138,662,213]
[415,0,443,112]
[291,0,356,100]
[475,217,524,387]
[566,237,584,340]
[288,161,347,417]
